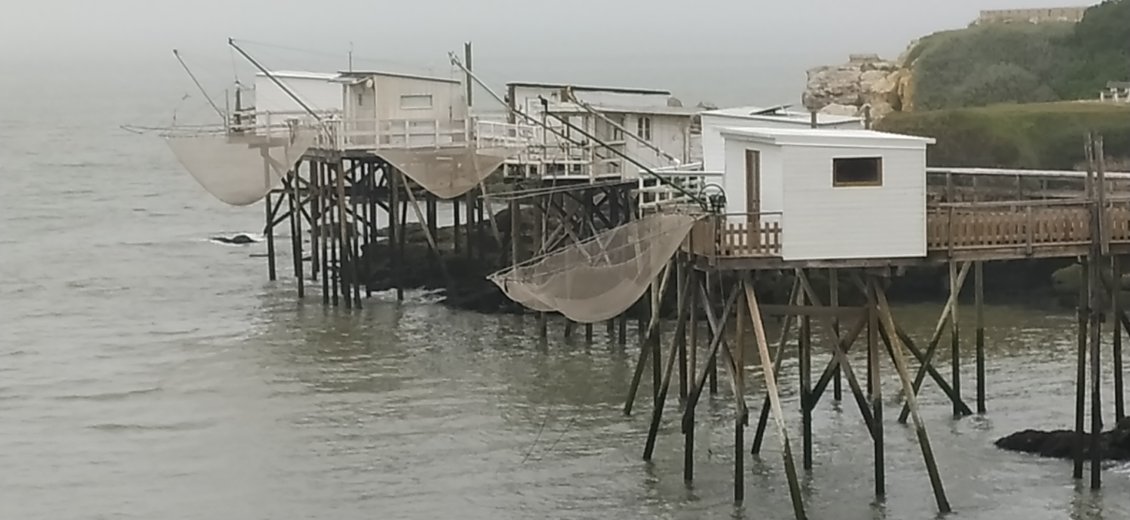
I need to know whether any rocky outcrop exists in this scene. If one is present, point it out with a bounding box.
[995,417,1130,461]
[802,48,919,121]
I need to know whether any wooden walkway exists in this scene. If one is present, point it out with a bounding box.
[686,198,1130,268]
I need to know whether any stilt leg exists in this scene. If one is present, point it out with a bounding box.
[950,261,962,417]
[801,286,813,471]
[265,190,277,281]
[742,276,807,519]
[831,269,842,402]
[1089,253,1103,490]
[1114,256,1125,422]
[1074,259,1089,480]
[975,261,986,414]
[872,278,951,514]
[869,293,885,498]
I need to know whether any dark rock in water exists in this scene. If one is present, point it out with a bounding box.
[211,234,257,245]
[995,417,1130,461]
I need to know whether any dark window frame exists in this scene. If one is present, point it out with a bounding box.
[832,157,884,187]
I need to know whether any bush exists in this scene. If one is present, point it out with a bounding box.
[877,102,1130,169]
[907,0,1130,109]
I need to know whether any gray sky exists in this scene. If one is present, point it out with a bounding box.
[3,0,1096,106]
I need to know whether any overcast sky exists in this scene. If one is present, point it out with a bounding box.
[2,0,1096,106]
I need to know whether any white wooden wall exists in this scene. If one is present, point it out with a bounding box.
[373,75,465,122]
[254,74,343,115]
[780,145,926,261]
[701,113,863,172]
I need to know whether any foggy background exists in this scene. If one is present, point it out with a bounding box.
[0,0,1095,115]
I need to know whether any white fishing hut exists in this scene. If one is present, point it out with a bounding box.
[719,127,934,261]
[505,82,695,179]
[242,71,345,130]
[337,70,469,149]
[700,106,863,174]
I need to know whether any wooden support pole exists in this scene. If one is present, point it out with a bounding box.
[868,289,884,498]
[685,268,698,482]
[290,166,305,299]
[950,260,962,417]
[385,164,399,301]
[899,261,973,423]
[1074,258,1089,480]
[329,165,340,307]
[465,190,475,260]
[796,272,877,434]
[734,283,746,503]
[651,272,662,402]
[366,163,377,299]
[831,269,842,401]
[871,278,952,514]
[336,160,352,310]
[265,189,277,281]
[310,161,320,283]
[742,276,807,519]
[751,279,802,455]
[677,259,688,402]
[643,265,691,460]
[351,167,363,308]
[320,163,330,304]
[975,261,986,414]
[453,194,462,256]
[800,279,813,471]
[1090,253,1103,489]
[709,273,719,396]
[1116,255,1126,422]
[624,264,673,415]
[1090,135,1105,489]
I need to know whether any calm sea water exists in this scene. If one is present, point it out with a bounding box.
[2,65,1129,520]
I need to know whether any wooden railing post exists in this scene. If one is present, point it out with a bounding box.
[1026,205,1034,255]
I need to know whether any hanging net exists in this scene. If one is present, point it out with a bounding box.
[489,213,697,323]
[165,128,317,206]
[379,146,517,200]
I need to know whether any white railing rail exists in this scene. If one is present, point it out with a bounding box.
[639,165,723,210]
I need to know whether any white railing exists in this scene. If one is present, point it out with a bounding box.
[639,164,723,210]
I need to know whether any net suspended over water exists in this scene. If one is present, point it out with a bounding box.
[165,128,317,206]
[379,146,517,200]
[489,213,697,323]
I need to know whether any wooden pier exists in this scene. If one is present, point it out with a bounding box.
[610,135,1124,519]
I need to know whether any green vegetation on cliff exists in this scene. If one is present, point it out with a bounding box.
[877,102,1130,169]
[908,0,1130,110]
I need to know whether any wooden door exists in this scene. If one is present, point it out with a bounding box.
[745,150,761,247]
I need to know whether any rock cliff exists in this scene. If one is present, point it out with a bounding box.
[802,46,918,121]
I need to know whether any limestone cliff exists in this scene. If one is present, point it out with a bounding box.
[802,45,919,121]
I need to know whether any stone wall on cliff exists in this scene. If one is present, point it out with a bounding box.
[802,45,918,121]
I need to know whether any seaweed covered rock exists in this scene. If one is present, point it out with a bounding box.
[995,417,1130,460]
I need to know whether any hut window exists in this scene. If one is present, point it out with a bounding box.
[833,157,883,187]
[400,94,434,110]
[636,116,652,141]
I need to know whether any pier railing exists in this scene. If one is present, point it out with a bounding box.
[639,165,723,210]
[682,199,1130,263]
[927,198,1130,257]
[686,213,783,260]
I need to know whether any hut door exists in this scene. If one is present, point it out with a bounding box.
[745,150,761,233]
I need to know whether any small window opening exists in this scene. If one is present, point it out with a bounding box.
[636,116,652,141]
[400,94,433,110]
[833,157,883,187]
